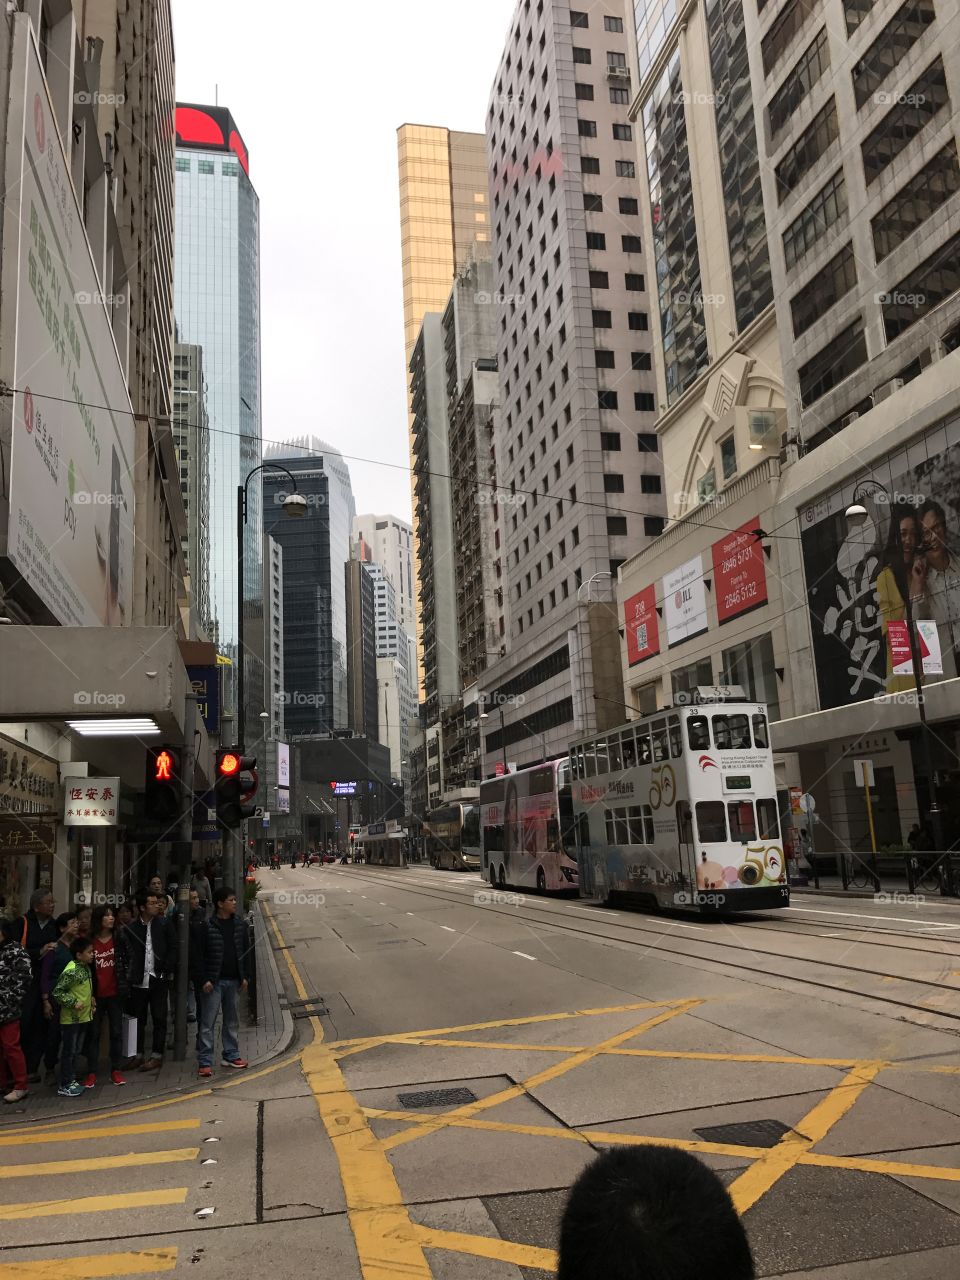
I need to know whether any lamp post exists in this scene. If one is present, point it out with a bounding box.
[845,483,952,894]
[237,464,307,749]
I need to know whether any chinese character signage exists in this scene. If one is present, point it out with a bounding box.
[800,421,960,708]
[663,556,708,647]
[624,584,660,666]
[0,733,58,816]
[63,777,120,826]
[712,518,768,624]
[187,665,221,734]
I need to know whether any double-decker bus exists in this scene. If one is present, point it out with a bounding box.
[480,760,580,892]
[423,802,482,871]
[570,695,787,913]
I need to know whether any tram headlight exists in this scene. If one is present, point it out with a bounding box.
[738,859,764,886]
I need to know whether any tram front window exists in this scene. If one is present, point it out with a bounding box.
[757,798,780,839]
[714,714,751,749]
[728,801,757,843]
[753,714,769,748]
[688,716,709,751]
[696,801,727,843]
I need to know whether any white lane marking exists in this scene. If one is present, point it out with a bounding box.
[379,902,387,906]
[440,925,456,932]
[513,951,537,961]
[785,906,960,929]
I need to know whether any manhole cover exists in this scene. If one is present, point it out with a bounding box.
[397,1087,477,1108]
[693,1118,794,1147]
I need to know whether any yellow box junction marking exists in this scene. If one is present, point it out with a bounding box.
[0,1249,178,1279]
[0,1120,201,1148]
[261,897,960,1277]
[0,1149,198,1179]
[0,1187,187,1221]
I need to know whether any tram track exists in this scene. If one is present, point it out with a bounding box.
[316,866,960,1034]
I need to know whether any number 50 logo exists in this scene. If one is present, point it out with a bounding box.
[649,764,676,809]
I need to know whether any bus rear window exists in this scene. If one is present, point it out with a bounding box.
[696,801,727,843]
[728,801,756,842]
[757,798,780,839]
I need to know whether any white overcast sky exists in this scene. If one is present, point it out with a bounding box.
[170,0,518,523]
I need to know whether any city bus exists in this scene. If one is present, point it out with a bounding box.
[570,694,788,913]
[423,802,482,871]
[480,760,580,892]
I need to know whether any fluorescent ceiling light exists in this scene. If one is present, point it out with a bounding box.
[67,718,162,736]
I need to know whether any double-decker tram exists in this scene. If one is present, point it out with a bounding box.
[423,802,482,871]
[480,760,580,892]
[570,690,788,913]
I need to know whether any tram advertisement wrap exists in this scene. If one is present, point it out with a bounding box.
[800,423,960,709]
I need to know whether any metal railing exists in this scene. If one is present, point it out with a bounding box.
[800,849,959,898]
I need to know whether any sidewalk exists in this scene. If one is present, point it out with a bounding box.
[0,903,295,1124]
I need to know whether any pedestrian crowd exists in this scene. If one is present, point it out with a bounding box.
[0,864,252,1104]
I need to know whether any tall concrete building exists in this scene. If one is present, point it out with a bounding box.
[175,104,263,725]
[352,513,417,637]
[345,557,379,741]
[746,0,960,451]
[172,342,212,638]
[397,124,491,687]
[360,560,417,802]
[83,0,187,631]
[263,439,356,736]
[480,0,666,771]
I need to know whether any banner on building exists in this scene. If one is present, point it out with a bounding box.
[800,419,960,708]
[712,518,768,624]
[624,584,659,666]
[888,619,943,676]
[663,556,708,647]
[187,665,221,734]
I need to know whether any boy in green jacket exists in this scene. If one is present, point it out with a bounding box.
[52,937,95,1098]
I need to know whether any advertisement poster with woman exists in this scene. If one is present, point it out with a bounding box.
[801,424,960,709]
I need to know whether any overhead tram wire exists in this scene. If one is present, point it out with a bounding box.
[0,381,804,544]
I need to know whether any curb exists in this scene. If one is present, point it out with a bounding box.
[248,899,296,1066]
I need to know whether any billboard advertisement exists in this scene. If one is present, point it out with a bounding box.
[624,584,660,666]
[712,518,768,624]
[2,25,135,626]
[277,741,290,788]
[800,420,960,708]
[664,555,708,646]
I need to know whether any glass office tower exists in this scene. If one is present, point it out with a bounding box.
[263,440,356,736]
[174,105,263,732]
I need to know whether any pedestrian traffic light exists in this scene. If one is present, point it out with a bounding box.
[144,746,184,823]
[215,750,258,828]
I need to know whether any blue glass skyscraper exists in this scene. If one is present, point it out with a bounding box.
[174,104,263,729]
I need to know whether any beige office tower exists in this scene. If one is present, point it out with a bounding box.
[397,125,491,691]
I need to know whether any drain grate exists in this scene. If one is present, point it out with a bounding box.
[397,1087,477,1109]
[693,1118,794,1148]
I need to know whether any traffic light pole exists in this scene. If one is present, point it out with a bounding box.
[172,694,197,1062]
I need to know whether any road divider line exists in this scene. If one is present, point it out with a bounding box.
[0,1248,178,1279]
[0,1187,187,1221]
[727,1061,885,1214]
[382,1000,702,1153]
[513,951,537,960]
[440,925,456,932]
[413,1223,558,1271]
[0,1120,201,1148]
[268,897,431,1278]
[0,1149,199,1179]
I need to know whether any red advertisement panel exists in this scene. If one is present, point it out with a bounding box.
[712,518,768,624]
[624,584,660,665]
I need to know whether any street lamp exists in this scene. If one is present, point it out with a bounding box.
[237,464,307,748]
[845,482,951,891]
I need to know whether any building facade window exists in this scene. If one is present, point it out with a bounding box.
[861,57,949,184]
[798,316,868,406]
[768,27,830,140]
[871,142,960,261]
[851,1,936,110]
[721,632,780,719]
[601,431,621,449]
[707,0,774,331]
[586,231,607,249]
[790,242,857,336]
[775,98,839,202]
[782,170,847,271]
[720,433,737,480]
[881,231,960,340]
[613,123,634,141]
[761,0,817,76]
[644,52,708,402]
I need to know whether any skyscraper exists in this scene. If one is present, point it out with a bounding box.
[397,125,491,687]
[263,439,356,736]
[172,342,212,638]
[481,1,666,770]
[174,104,263,724]
[352,513,416,638]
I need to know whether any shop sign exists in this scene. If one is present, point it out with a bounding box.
[63,777,119,825]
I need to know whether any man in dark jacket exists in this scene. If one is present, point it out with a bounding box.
[121,891,172,1070]
[196,886,249,1078]
[12,889,57,1077]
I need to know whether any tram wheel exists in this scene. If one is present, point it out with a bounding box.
[536,867,546,893]
[498,864,506,890]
